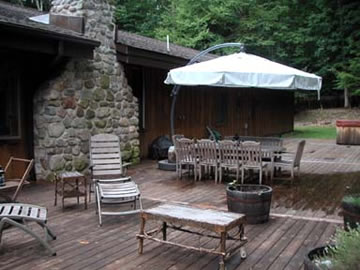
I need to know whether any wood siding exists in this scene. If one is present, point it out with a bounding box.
[125,65,294,158]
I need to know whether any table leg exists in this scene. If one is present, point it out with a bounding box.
[138,216,146,254]
[239,224,247,241]
[84,177,88,209]
[76,179,80,205]
[162,222,167,241]
[219,231,227,270]
[54,177,57,206]
[239,224,247,259]
[61,181,65,210]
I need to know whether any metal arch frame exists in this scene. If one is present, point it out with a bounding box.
[170,42,245,139]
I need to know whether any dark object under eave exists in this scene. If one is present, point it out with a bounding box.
[149,136,172,160]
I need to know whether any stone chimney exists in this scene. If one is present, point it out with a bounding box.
[33,0,139,180]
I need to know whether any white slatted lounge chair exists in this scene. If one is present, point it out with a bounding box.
[90,134,142,226]
[0,203,56,255]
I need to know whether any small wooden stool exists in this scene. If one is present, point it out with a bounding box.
[54,172,87,210]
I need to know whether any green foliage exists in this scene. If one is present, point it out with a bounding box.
[114,0,360,101]
[4,0,50,11]
[283,126,336,140]
[115,0,169,37]
[343,195,360,207]
[317,227,360,270]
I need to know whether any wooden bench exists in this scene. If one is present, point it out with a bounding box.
[137,204,247,270]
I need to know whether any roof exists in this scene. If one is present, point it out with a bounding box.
[116,30,216,69]
[116,30,215,62]
[0,1,99,47]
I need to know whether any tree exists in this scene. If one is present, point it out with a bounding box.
[115,0,169,37]
[5,0,50,11]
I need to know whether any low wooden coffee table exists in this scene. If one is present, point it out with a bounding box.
[137,203,247,270]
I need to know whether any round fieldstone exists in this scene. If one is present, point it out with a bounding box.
[85,109,95,119]
[48,123,65,138]
[49,155,65,171]
[96,108,110,118]
[119,118,129,127]
[93,88,105,101]
[73,156,89,171]
[95,120,107,128]
[84,79,95,89]
[77,108,84,117]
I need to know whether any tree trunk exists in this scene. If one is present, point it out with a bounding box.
[344,87,350,108]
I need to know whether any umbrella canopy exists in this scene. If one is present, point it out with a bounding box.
[165,52,322,93]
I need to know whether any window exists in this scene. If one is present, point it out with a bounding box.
[0,76,21,139]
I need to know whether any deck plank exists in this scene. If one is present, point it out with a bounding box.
[0,138,355,269]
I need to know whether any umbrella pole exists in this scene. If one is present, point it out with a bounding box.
[170,43,245,140]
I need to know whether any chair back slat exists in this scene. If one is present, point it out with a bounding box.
[90,134,123,177]
[172,134,185,146]
[293,140,306,167]
[176,138,196,163]
[240,141,262,166]
[197,139,218,164]
[219,140,239,166]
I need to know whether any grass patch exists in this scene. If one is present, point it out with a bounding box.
[283,126,336,139]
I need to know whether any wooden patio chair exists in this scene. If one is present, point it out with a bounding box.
[2,157,34,202]
[197,139,219,183]
[176,138,198,180]
[172,134,185,173]
[90,134,142,226]
[272,140,306,184]
[218,140,240,184]
[240,141,269,185]
[0,203,56,255]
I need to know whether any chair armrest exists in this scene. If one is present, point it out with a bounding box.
[122,162,132,168]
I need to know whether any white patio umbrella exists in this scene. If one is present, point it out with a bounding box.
[165,52,322,94]
[165,48,322,137]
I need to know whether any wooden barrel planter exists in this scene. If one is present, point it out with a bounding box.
[336,120,360,145]
[342,195,360,230]
[226,184,272,224]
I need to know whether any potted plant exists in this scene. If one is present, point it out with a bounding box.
[342,194,360,230]
[226,182,272,224]
[304,226,360,270]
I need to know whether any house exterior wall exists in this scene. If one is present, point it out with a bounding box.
[33,0,139,180]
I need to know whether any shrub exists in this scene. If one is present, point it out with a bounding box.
[316,227,360,269]
[342,194,360,207]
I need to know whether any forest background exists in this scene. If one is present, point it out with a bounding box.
[8,0,360,107]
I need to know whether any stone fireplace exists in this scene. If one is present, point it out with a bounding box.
[33,0,139,180]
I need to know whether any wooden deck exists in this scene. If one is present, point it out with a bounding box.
[2,138,359,270]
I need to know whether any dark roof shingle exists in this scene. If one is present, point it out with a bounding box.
[116,30,215,61]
